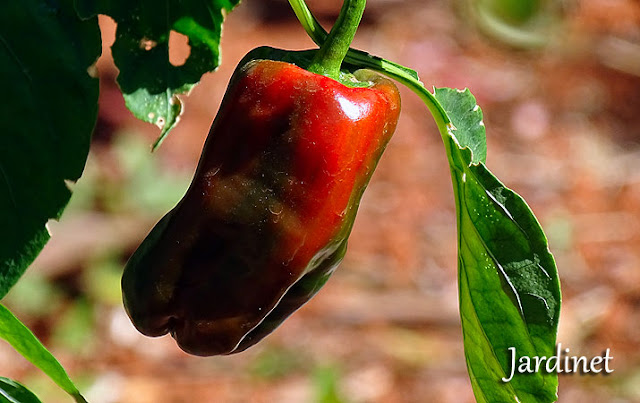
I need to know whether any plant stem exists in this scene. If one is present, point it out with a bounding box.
[288,0,325,44]
[288,0,450,129]
[306,0,366,78]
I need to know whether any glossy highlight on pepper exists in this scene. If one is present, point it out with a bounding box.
[121,50,401,356]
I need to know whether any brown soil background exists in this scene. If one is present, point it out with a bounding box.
[3,0,640,402]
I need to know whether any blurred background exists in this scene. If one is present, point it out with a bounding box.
[3,0,640,401]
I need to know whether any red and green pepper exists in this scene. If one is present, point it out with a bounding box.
[122,0,401,355]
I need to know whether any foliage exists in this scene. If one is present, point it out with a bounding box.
[0,0,561,401]
[0,377,42,403]
[435,88,560,402]
[0,305,86,402]
[76,0,241,149]
[0,0,99,300]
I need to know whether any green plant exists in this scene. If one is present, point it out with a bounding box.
[1,0,561,401]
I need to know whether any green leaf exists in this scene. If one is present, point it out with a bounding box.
[435,87,561,402]
[0,305,86,403]
[77,0,241,149]
[0,377,43,403]
[431,88,486,164]
[0,0,100,298]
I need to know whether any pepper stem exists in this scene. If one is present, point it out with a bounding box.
[307,0,367,78]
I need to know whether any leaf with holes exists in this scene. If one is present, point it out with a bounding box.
[77,0,241,149]
[0,0,100,298]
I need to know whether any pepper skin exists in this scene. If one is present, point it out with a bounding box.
[122,48,401,356]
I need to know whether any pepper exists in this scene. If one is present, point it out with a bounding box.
[121,46,400,355]
[122,0,401,356]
